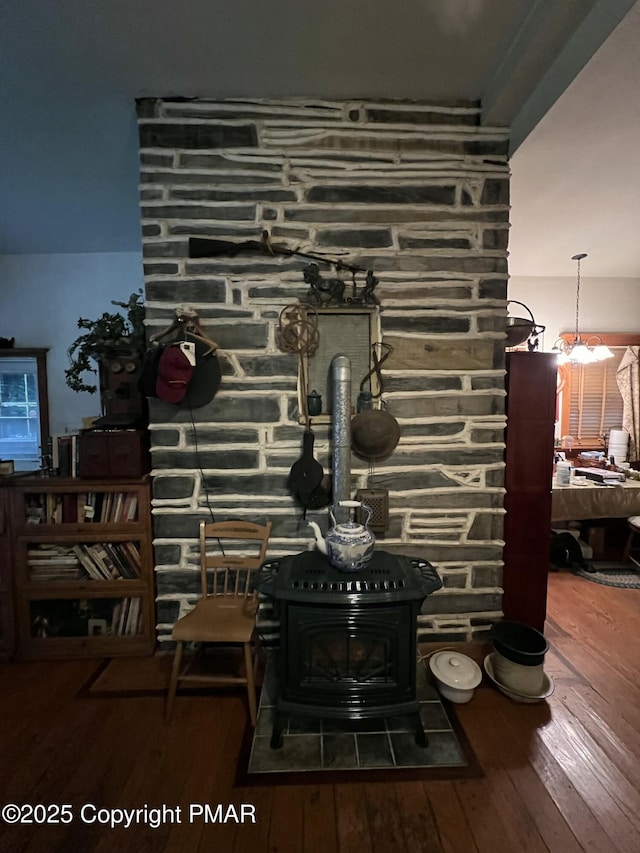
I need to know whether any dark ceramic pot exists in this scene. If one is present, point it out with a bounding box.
[491,620,548,667]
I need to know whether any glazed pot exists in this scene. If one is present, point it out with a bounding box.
[491,620,549,667]
[428,651,482,704]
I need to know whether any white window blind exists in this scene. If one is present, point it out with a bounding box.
[567,347,625,440]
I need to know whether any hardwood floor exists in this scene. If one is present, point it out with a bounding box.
[1,570,640,852]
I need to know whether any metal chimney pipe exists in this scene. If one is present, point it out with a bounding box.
[331,354,351,523]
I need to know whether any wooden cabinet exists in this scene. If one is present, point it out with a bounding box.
[78,429,150,479]
[0,482,16,660]
[6,476,155,659]
[502,352,558,632]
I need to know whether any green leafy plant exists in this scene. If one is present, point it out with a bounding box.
[65,291,146,394]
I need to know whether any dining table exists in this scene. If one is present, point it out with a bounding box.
[551,473,640,522]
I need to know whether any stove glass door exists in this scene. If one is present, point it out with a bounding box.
[282,602,415,711]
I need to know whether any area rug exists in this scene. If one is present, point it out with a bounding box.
[575,561,640,589]
[239,656,481,784]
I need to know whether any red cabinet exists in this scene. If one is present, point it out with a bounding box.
[502,352,557,632]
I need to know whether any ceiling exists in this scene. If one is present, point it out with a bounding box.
[1,0,639,277]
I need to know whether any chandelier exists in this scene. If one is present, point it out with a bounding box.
[553,253,613,364]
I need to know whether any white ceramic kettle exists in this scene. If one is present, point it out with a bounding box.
[308,500,375,572]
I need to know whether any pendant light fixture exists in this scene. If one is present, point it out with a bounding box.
[553,253,614,365]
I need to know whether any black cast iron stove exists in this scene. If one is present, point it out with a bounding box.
[255,549,441,749]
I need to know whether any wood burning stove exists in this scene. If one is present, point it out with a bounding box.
[255,549,441,749]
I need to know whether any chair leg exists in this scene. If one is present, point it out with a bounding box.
[253,632,262,680]
[243,641,257,727]
[623,529,633,562]
[165,641,183,723]
[623,527,640,566]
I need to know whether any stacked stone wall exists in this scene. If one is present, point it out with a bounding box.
[136,98,509,646]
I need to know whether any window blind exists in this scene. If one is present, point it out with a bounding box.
[567,347,625,440]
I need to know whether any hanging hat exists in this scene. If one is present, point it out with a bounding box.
[181,337,222,409]
[156,345,193,403]
[140,343,166,398]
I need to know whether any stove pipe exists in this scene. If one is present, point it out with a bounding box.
[331,354,351,523]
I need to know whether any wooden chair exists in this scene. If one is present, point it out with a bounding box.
[165,519,272,724]
[622,516,640,568]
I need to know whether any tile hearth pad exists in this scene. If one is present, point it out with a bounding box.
[248,655,469,775]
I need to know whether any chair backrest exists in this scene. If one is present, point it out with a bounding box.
[199,519,272,598]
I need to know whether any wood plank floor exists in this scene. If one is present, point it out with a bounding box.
[1,569,640,852]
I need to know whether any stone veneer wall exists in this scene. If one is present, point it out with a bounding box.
[136,97,509,648]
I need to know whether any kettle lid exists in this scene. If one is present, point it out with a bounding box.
[334,520,365,533]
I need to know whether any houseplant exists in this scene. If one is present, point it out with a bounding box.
[65,291,145,395]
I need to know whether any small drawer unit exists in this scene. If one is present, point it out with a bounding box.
[78,429,150,479]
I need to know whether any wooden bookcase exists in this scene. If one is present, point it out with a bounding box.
[7,476,155,659]
[0,481,16,660]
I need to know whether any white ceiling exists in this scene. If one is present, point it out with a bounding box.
[1,0,639,278]
[509,0,640,278]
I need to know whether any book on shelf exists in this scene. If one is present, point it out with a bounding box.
[99,492,111,523]
[116,598,130,636]
[46,494,63,524]
[111,600,123,635]
[92,492,104,523]
[124,493,138,522]
[27,544,73,558]
[71,545,107,581]
[104,542,139,579]
[22,488,142,526]
[27,544,82,582]
[82,492,96,522]
[76,492,88,522]
[56,435,78,478]
[125,598,141,635]
[121,541,142,572]
[29,564,82,582]
[111,492,124,523]
[61,493,78,523]
[68,542,139,581]
[88,543,120,580]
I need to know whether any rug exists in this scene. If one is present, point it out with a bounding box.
[240,655,481,784]
[575,561,640,589]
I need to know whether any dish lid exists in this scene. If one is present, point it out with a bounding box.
[429,651,482,690]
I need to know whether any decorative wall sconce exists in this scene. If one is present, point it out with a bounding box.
[552,253,614,365]
[302,264,379,308]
